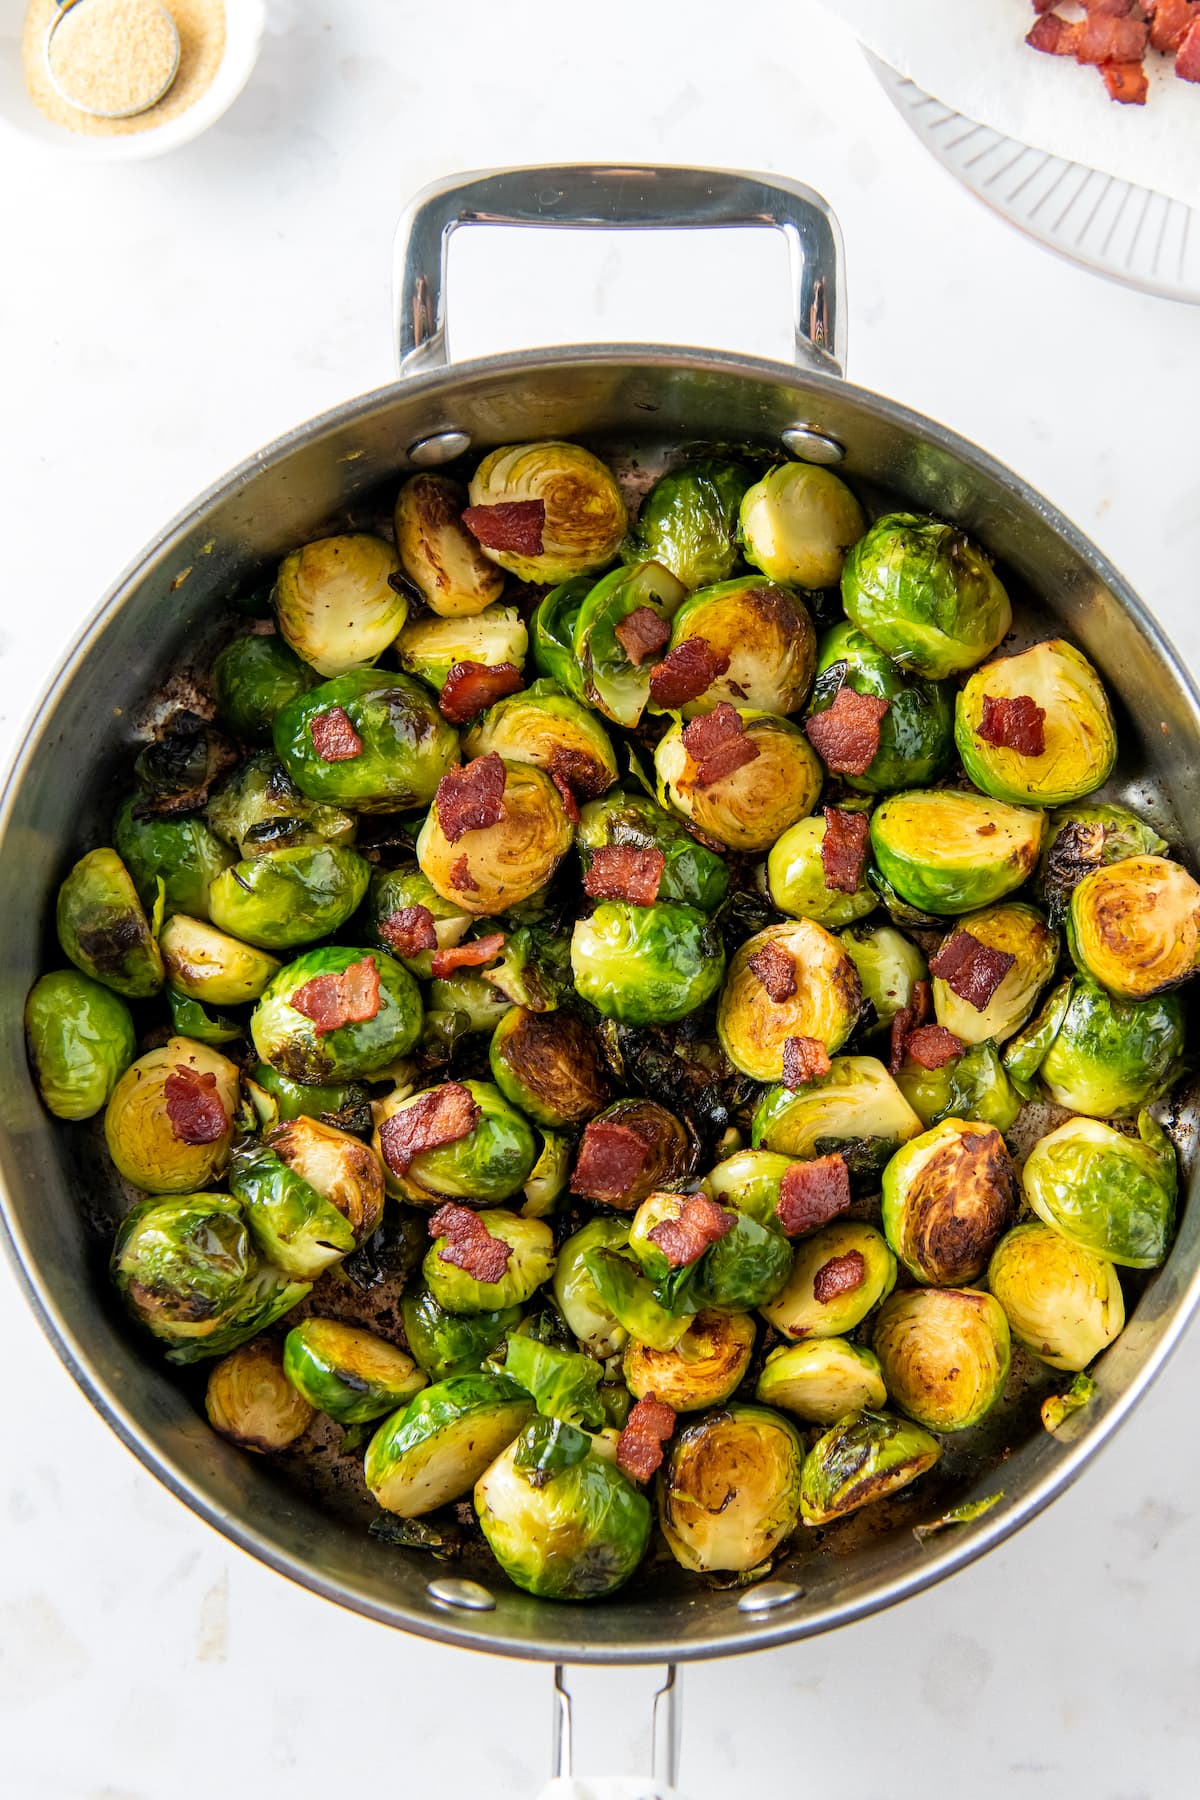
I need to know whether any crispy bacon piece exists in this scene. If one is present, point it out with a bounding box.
[648,638,730,709]
[747,941,797,1003]
[1177,14,1200,74]
[583,844,665,905]
[461,500,545,557]
[782,1036,832,1089]
[977,694,1047,758]
[1026,13,1084,53]
[813,1249,867,1305]
[681,702,759,789]
[571,1120,649,1203]
[428,1202,512,1285]
[617,1397,676,1483]
[775,1155,852,1237]
[905,1024,966,1070]
[929,931,1016,1012]
[309,706,363,763]
[550,769,581,825]
[614,606,671,666]
[438,661,523,725]
[449,855,479,894]
[1100,57,1150,97]
[292,956,382,1035]
[888,976,933,1076]
[551,746,609,803]
[1151,0,1199,54]
[1076,11,1148,62]
[648,1195,735,1269]
[804,685,890,777]
[378,904,438,958]
[379,1083,480,1175]
[821,806,870,894]
[164,1066,226,1145]
[430,932,506,979]
[435,753,507,843]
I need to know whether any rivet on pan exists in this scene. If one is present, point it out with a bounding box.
[427,1576,496,1613]
[781,425,846,466]
[737,1580,805,1615]
[408,430,472,467]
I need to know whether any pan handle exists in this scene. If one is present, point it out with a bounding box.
[536,1664,684,1800]
[393,164,845,378]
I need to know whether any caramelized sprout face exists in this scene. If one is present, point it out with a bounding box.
[841,513,1012,680]
[105,1038,239,1194]
[717,920,862,1081]
[1067,855,1200,1000]
[752,1056,923,1171]
[1036,802,1168,923]
[1021,1111,1177,1269]
[396,604,528,694]
[468,441,628,585]
[987,1222,1125,1372]
[760,1221,898,1340]
[873,1287,1011,1432]
[206,1338,315,1452]
[740,463,866,589]
[417,760,573,916]
[799,1409,941,1525]
[628,458,753,591]
[394,473,505,618]
[956,639,1117,808]
[624,1309,755,1412]
[930,902,1058,1045]
[283,1319,426,1424]
[659,1406,804,1573]
[661,578,817,718]
[464,679,618,800]
[881,1119,1015,1287]
[274,533,407,678]
[489,1006,610,1128]
[160,913,281,1007]
[655,709,823,854]
[229,1116,383,1279]
[870,791,1047,916]
[757,1338,888,1427]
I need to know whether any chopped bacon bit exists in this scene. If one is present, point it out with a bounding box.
[977,693,1047,758]
[438,661,523,725]
[776,1155,852,1237]
[681,702,758,789]
[648,1195,735,1269]
[905,1024,966,1070]
[747,941,797,1003]
[1076,12,1148,63]
[292,956,382,1035]
[1151,0,1199,55]
[430,931,506,979]
[435,753,507,843]
[163,1066,226,1145]
[449,855,479,894]
[1027,13,1084,54]
[379,1083,480,1174]
[378,904,438,958]
[648,637,730,709]
[1178,14,1200,74]
[782,1036,832,1089]
[309,706,363,763]
[571,1120,649,1203]
[461,500,545,557]
[821,807,870,894]
[583,845,665,906]
[813,1249,867,1305]
[614,606,671,667]
[617,1396,676,1483]
[804,686,890,777]
[1101,57,1150,98]
[929,931,1016,1012]
[888,976,934,1075]
[428,1201,512,1285]
[550,746,609,802]
[689,732,760,788]
[550,769,581,825]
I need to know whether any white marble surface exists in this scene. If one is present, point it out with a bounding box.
[2,3,1200,1795]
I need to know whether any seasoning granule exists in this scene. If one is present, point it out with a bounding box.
[47,0,178,118]
[22,0,226,138]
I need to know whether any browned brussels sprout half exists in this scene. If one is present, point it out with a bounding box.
[659,1406,803,1573]
[881,1119,1015,1286]
[206,1339,315,1451]
[660,578,817,718]
[467,441,628,585]
[799,1410,940,1525]
[229,1115,384,1279]
[873,1288,1010,1432]
[1067,855,1200,1000]
[718,920,861,1082]
[489,1006,610,1128]
[417,761,572,917]
[394,473,505,618]
[274,533,407,677]
[57,847,163,999]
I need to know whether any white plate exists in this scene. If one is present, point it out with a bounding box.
[870,51,1200,306]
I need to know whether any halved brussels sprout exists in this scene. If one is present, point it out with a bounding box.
[660,578,817,718]
[476,1432,651,1598]
[212,632,318,743]
[401,1286,522,1383]
[489,1006,610,1128]
[740,463,866,589]
[394,472,505,618]
[881,1119,1015,1287]
[807,624,954,793]
[955,640,1117,808]
[757,1338,887,1425]
[207,845,370,952]
[167,990,242,1047]
[417,760,573,917]
[987,1221,1125,1372]
[574,560,686,728]
[374,1080,539,1206]
[767,814,877,929]
[629,1193,792,1313]
[799,1409,941,1525]
[251,1062,372,1136]
[105,1038,239,1193]
[582,1248,693,1351]
[273,670,459,815]
[1037,801,1168,923]
[467,441,628,584]
[873,1287,1011,1432]
[552,1218,632,1360]
[522,1133,568,1219]
[1067,855,1200,1000]
[206,753,357,859]
[531,576,591,703]
[655,709,822,854]
[574,1099,697,1211]
[571,901,725,1026]
[1008,976,1186,1118]
[251,946,422,1084]
[930,902,1058,1045]
[362,866,472,979]
[365,1372,534,1516]
[839,923,928,1030]
[160,913,281,1007]
[25,970,136,1121]
[659,1406,803,1573]
[57,847,163,998]
[206,1338,316,1451]
[752,1056,923,1174]
[1021,1111,1177,1269]
[426,967,513,1040]
[464,679,618,801]
[229,1115,383,1278]
[629,458,752,590]
[717,920,861,1082]
[896,1038,1021,1134]
[113,797,234,921]
[841,513,1012,680]
[705,1149,800,1229]
[283,1318,427,1424]
[274,533,407,677]
[624,1309,755,1412]
[760,1221,897,1340]
[397,603,528,694]
[112,1191,308,1363]
[577,788,729,913]
[870,791,1046,916]
[423,1210,557,1314]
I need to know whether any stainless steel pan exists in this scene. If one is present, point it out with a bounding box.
[2,167,1199,1693]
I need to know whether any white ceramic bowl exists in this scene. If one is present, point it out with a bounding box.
[0,0,264,161]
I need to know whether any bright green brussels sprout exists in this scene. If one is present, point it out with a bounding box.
[113,796,234,921]
[629,1193,792,1314]
[760,1221,897,1340]
[504,1334,607,1429]
[167,990,242,1046]
[752,1055,923,1173]
[660,579,817,718]
[57,847,164,998]
[273,669,459,815]
[552,1218,633,1360]
[987,1222,1125,1372]
[401,1287,522,1383]
[659,1405,803,1572]
[896,1038,1021,1134]
[767,814,877,929]
[799,1409,941,1525]
[489,1006,610,1128]
[394,472,505,618]
[930,902,1058,1045]
[705,1149,800,1228]
[839,923,928,1030]
[1037,801,1168,923]
[807,623,955,793]
[374,1080,539,1206]
[207,845,370,952]
[1067,854,1200,1000]
[251,946,422,1084]
[956,640,1116,808]
[25,970,136,1121]
[841,513,1012,680]
[206,1338,315,1451]
[873,1287,1011,1432]
[105,1038,239,1193]
[274,533,407,677]
[250,1062,372,1136]
[417,760,573,917]
[717,920,861,1082]
[111,1191,309,1364]
[582,1248,693,1351]
[574,560,686,728]
[206,753,357,859]
[397,603,528,694]
[476,1430,651,1598]
[881,1119,1015,1287]
[159,913,281,1006]
[870,791,1046,916]
[229,1115,384,1278]
[577,788,729,913]
[423,1210,556,1314]
[624,1309,755,1412]
[571,901,725,1026]
[655,708,822,854]
[1008,975,1185,1118]
[756,1338,887,1425]
[622,458,748,589]
[522,1131,581,1221]
[362,866,471,978]
[283,1319,426,1424]
[467,441,628,585]
[212,633,318,743]
[464,678,618,801]
[740,462,866,589]
[365,1372,534,1516]
[1021,1111,1177,1269]
[531,576,591,703]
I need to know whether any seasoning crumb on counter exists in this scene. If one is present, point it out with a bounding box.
[22,0,226,137]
